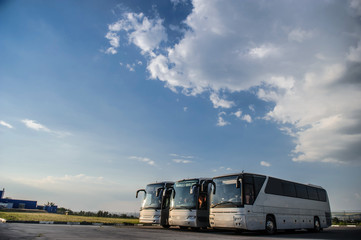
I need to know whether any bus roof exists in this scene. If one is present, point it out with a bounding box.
[147,181,174,186]
[212,172,266,179]
[213,172,324,189]
[175,178,212,183]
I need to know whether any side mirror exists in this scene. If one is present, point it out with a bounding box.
[211,181,216,194]
[136,189,146,198]
[236,175,243,189]
[166,187,175,198]
[156,187,164,197]
[190,184,200,194]
[200,180,211,192]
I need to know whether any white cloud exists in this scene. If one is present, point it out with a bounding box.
[288,28,313,43]
[170,153,194,159]
[210,93,234,109]
[249,105,255,112]
[106,12,167,55]
[171,0,188,7]
[10,174,132,198]
[232,110,252,123]
[22,119,50,132]
[107,1,361,164]
[0,120,13,129]
[263,64,361,164]
[212,166,233,172]
[260,161,271,167]
[233,110,242,118]
[173,159,192,164]
[21,119,71,137]
[105,32,120,55]
[183,107,188,112]
[217,112,230,127]
[248,45,279,59]
[126,63,135,72]
[242,114,252,123]
[129,156,155,166]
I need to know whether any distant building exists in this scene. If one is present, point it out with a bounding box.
[37,205,58,213]
[0,188,58,213]
[0,188,37,209]
[332,212,361,221]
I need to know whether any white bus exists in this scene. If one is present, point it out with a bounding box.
[209,173,331,234]
[168,178,213,230]
[136,181,174,228]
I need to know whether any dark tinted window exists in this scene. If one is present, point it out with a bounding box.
[265,177,283,195]
[295,184,308,199]
[254,175,266,198]
[307,186,319,200]
[317,189,327,202]
[282,181,296,197]
[265,177,326,202]
[243,175,253,184]
[243,175,254,205]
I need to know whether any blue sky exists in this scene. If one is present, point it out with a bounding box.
[1,0,360,212]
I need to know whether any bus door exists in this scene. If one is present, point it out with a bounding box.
[159,187,172,227]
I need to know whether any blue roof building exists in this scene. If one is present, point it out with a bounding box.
[0,188,37,210]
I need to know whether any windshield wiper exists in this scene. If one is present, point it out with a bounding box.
[211,201,240,208]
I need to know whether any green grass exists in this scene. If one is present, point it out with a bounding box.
[0,212,139,224]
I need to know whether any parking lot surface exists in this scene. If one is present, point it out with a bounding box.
[0,223,360,240]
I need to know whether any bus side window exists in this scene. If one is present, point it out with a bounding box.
[253,175,266,199]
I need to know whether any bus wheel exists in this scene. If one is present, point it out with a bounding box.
[162,225,170,229]
[179,226,188,230]
[313,217,321,233]
[265,216,277,235]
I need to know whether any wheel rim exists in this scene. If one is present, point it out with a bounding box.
[266,220,274,232]
[315,219,320,230]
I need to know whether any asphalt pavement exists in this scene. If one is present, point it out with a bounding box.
[0,223,360,240]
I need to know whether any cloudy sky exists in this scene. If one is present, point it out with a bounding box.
[1,0,360,212]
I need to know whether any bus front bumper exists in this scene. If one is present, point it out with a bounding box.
[209,212,246,229]
[139,209,161,224]
[169,210,197,227]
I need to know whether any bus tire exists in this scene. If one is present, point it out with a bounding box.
[313,217,321,233]
[179,226,188,230]
[265,215,277,235]
[162,225,170,229]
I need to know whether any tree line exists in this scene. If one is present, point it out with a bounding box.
[56,207,136,219]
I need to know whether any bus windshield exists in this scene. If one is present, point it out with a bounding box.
[211,176,242,208]
[171,180,198,209]
[142,183,164,209]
